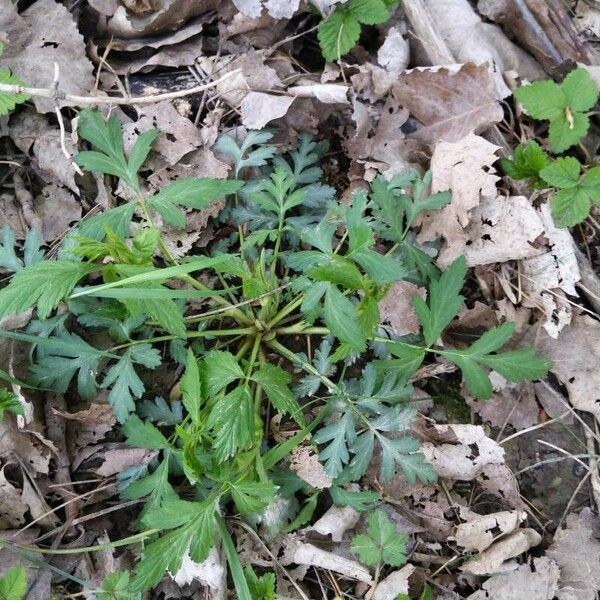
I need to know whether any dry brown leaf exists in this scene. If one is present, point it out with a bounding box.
[421,424,505,480]
[56,403,116,447]
[393,63,504,148]
[372,564,415,600]
[533,313,600,419]
[308,505,360,542]
[290,445,332,489]
[378,281,426,337]
[0,466,27,528]
[477,464,525,510]
[1,0,95,113]
[546,508,600,598]
[0,415,51,474]
[35,185,82,242]
[461,528,542,575]
[96,448,156,477]
[468,556,560,600]
[454,510,526,553]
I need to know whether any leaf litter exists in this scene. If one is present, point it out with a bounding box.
[0,0,600,598]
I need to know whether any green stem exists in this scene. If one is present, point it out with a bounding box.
[268,294,303,328]
[109,327,254,352]
[244,333,262,384]
[276,325,330,336]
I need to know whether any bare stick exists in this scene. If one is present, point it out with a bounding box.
[0,68,241,107]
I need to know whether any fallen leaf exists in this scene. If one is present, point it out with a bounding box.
[454,510,527,553]
[0,466,27,528]
[308,505,360,542]
[241,92,295,129]
[287,83,349,104]
[468,556,560,600]
[56,403,116,447]
[96,447,156,477]
[421,424,505,480]
[1,0,95,113]
[547,508,600,598]
[171,547,226,596]
[232,0,301,18]
[477,464,525,510]
[372,564,415,600]
[461,528,542,575]
[290,445,333,489]
[378,281,426,337]
[393,63,505,148]
[0,415,51,474]
[533,313,600,419]
[35,185,82,242]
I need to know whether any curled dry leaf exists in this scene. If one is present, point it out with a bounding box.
[453,510,527,553]
[461,528,542,576]
[287,83,349,104]
[372,564,415,600]
[0,0,95,113]
[308,505,360,541]
[393,63,505,148]
[467,556,560,600]
[289,541,373,584]
[421,424,505,480]
[521,204,580,338]
[533,313,600,419]
[546,508,600,598]
[378,281,426,337]
[290,445,333,489]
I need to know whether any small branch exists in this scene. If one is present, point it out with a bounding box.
[0,69,241,107]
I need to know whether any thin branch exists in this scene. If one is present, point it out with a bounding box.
[0,68,241,107]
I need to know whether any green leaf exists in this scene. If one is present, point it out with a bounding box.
[539,157,581,188]
[323,284,366,351]
[0,260,94,319]
[560,68,599,112]
[0,68,30,116]
[445,352,493,398]
[330,486,379,511]
[139,297,186,337]
[0,388,24,420]
[244,566,276,600]
[513,80,565,120]
[123,414,171,449]
[413,256,467,346]
[551,187,591,228]
[203,350,244,396]
[128,129,159,175]
[501,141,550,185]
[231,481,278,515]
[78,204,136,240]
[150,177,243,209]
[352,250,406,284]
[349,0,390,24]
[99,571,141,600]
[75,150,129,181]
[252,364,305,426]
[0,225,23,272]
[479,348,550,383]
[132,500,215,592]
[102,345,161,423]
[0,565,27,600]
[376,343,425,381]
[548,112,589,153]
[351,509,407,567]
[318,10,361,62]
[206,386,253,462]
[308,257,364,290]
[181,349,202,424]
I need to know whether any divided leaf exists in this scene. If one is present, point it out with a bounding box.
[351,509,408,567]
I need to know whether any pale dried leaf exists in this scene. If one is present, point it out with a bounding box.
[421,424,505,480]
[241,92,295,129]
[291,542,373,584]
[0,466,27,528]
[461,529,542,575]
[288,83,349,104]
[290,445,332,489]
[468,557,560,600]
[35,185,82,242]
[308,505,360,541]
[171,547,226,597]
[372,564,415,600]
[454,510,526,552]
[477,464,525,510]
[377,26,410,77]
[0,416,51,474]
[547,509,600,597]
[96,448,156,477]
[1,0,95,113]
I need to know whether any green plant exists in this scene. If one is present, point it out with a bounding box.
[351,509,407,567]
[244,566,276,600]
[513,68,599,153]
[0,566,27,600]
[504,68,600,228]
[0,113,548,595]
[316,0,399,62]
[0,42,30,116]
